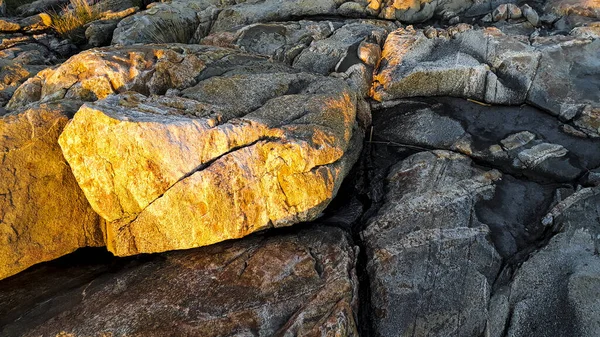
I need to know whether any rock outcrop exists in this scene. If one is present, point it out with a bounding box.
[0,226,360,337]
[371,25,600,129]
[0,0,599,335]
[6,44,367,257]
[363,150,502,337]
[0,101,102,280]
[371,98,600,182]
[488,187,600,337]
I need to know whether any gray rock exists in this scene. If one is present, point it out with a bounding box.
[493,4,508,21]
[522,4,540,26]
[16,0,68,17]
[373,26,600,121]
[112,1,200,45]
[488,187,600,337]
[527,37,600,121]
[372,26,541,105]
[0,0,6,17]
[371,97,600,182]
[363,150,502,337]
[85,19,119,47]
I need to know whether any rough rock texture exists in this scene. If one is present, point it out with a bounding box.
[0,226,360,337]
[372,25,600,122]
[488,187,600,337]
[363,150,502,337]
[0,33,63,107]
[0,101,102,280]
[372,98,600,182]
[38,44,367,256]
[111,0,514,46]
[7,44,235,109]
[214,19,395,96]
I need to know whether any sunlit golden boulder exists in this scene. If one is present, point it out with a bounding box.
[0,102,103,280]
[56,46,367,256]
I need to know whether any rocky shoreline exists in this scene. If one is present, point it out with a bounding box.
[0,0,599,336]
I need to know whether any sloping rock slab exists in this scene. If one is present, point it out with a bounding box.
[362,150,502,337]
[0,226,360,337]
[0,101,102,280]
[488,187,600,337]
[53,45,365,256]
[372,25,600,123]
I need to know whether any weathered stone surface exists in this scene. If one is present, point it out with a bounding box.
[0,101,102,280]
[488,187,600,337]
[111,0,510,46]
[111,1,206,45]
[208,19,393,96]
[15,0,67,16]
[0,32,72,107]
[50,44,365,256]
[7,44,235,110]
[371,26,540,105]
[528,36,600,125]
[363,150,502,337]
[0,226,359,337]
[372,25,600,118]
[371,98,600,182]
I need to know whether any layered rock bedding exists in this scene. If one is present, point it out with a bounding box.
[0,0,599,336]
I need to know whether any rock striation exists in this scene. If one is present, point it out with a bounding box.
[0,0,599,335]
[0,226,360,337]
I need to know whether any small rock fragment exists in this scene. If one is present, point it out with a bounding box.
[522,4,540,26]
[493,4,509,22]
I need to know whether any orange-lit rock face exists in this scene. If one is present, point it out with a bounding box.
[545,0,600,17]
[58,48,365,256]
[0,102,102,280]
[6,44,232,110]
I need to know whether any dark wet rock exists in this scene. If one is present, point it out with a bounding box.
[488,187,600,337]
[0,226,360,337]
[371,98,600,182]
[362,150,502,337]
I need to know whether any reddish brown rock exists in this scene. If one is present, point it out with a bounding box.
[0,226,359,337]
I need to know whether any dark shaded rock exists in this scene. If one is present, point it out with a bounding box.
[363,150,502,337]
[0,226,360,337]
[371,98,600,182]
[488,187,600,337]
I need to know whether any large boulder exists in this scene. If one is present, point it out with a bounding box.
[0,226,360,337]
[362,150,502,337]
[488,187,600,337]
[371,25,600,125]
[41,44,367,256]
[0,102,102,280]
